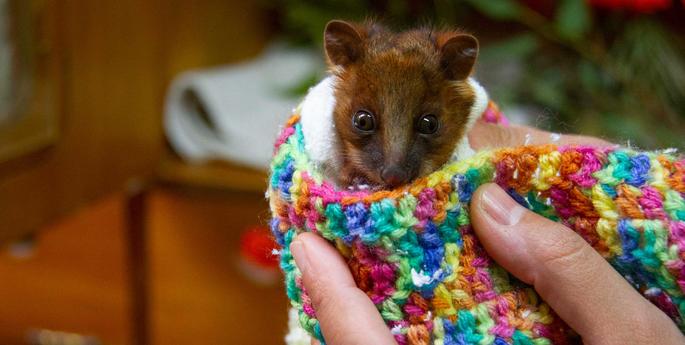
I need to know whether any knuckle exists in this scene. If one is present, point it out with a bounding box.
[633,307,684,344]
[307,277,333,310]
[627,317,666,345]
[307,279,357,321]
[498,126,518,147]
[535,231,593,274]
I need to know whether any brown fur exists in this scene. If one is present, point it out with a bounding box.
[324,20,478,188]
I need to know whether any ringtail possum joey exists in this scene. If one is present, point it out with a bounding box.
[303,20,487,189]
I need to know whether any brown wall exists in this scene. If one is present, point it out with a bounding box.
[0,0,271,241]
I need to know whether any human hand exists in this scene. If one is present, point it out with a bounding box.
[468,119,613,150]
[288,183,685,345]
[470,183,684,345]
[290,233,396,345]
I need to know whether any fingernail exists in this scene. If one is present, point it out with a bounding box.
[290,237,310,275]
[480,184,525,226]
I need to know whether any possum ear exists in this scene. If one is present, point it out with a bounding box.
[439,34,478,80]
[324,20,364,67]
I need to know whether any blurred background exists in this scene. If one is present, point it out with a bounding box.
[0,0,683,344]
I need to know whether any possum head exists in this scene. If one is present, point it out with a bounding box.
[324,20,480,188]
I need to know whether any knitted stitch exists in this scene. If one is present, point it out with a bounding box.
[268,111,685,344]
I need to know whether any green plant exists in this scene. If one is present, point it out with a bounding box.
[268,0,685,149]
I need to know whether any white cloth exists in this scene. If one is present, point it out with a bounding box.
[164,45,323,169]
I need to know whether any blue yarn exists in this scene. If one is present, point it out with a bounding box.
[615,219,654,288]
[506,188,530,208]
[343,202,372,245]
[270,218,285,246]
[278,159,295,200]
[454,174,474,204]
[418,222,445,298]
[494,337,510,345]
[602,183,617,198]
[627,154,651,187]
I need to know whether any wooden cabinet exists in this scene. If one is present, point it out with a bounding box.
[0,194,132,344]
[0,186,288,345]
[148,188,287,345]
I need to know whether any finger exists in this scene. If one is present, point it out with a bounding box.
[469,121,520,149]
[470,183,683,342]
[555,132,613,147]
[311,339,320,345]
[290,233,396,345]
[469,121,612,150]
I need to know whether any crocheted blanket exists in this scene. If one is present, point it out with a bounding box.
[268,114,685,344]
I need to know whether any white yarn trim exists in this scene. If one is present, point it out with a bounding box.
[465,78,489,132]
[300,76,337,167]
[285,307,312,345]
[450,78,489,161]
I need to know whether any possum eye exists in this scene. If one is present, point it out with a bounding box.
[416,114,439,134]
[352,110,376,132]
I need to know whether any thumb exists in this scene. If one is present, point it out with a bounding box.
[470,183,681,342]
[290,233,396,345]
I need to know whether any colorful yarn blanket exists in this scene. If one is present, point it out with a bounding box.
[268,114,685,344]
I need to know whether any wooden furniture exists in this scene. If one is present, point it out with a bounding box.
[134,157,290,345]
[122,157,270,345]
[0,174,289,345]
[0,1,288,344]
[156,155,268,193]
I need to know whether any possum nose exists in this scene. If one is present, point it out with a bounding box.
[381,166,408,187]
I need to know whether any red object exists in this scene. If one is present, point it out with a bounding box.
[588,0,673,12]
[239,226,279,269]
